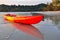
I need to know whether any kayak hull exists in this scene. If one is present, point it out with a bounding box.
[4,14,44,24]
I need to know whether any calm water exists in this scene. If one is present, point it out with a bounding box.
[0,12,60,40]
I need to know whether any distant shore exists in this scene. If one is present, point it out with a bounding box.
[43,11,60,12]
[0,10,59,12]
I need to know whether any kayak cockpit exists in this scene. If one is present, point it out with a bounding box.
[5,14,16,17]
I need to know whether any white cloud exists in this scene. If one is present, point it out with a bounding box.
[0,0,52,5]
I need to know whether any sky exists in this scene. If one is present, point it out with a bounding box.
[0,0,52,5]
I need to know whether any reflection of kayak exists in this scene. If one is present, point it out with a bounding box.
[4,14,44,24]
[12,23,43,39]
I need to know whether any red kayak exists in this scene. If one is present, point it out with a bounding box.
[4,14,44,24]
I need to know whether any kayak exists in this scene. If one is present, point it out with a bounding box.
[4,14,44,24]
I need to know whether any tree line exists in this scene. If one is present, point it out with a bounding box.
[0,3,47,12]
[0,3,60,12]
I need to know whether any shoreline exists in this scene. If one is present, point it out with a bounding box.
[42,11,60,12]
[0,11,60,12]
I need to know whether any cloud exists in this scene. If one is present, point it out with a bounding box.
[0,0,52,5]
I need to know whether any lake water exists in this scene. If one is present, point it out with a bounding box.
[0,12,60,40]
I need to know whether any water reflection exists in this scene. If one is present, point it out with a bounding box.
[12,23,43,40]
[5,20,43,40]
[44,15,60,29]
[31,13,43,15]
